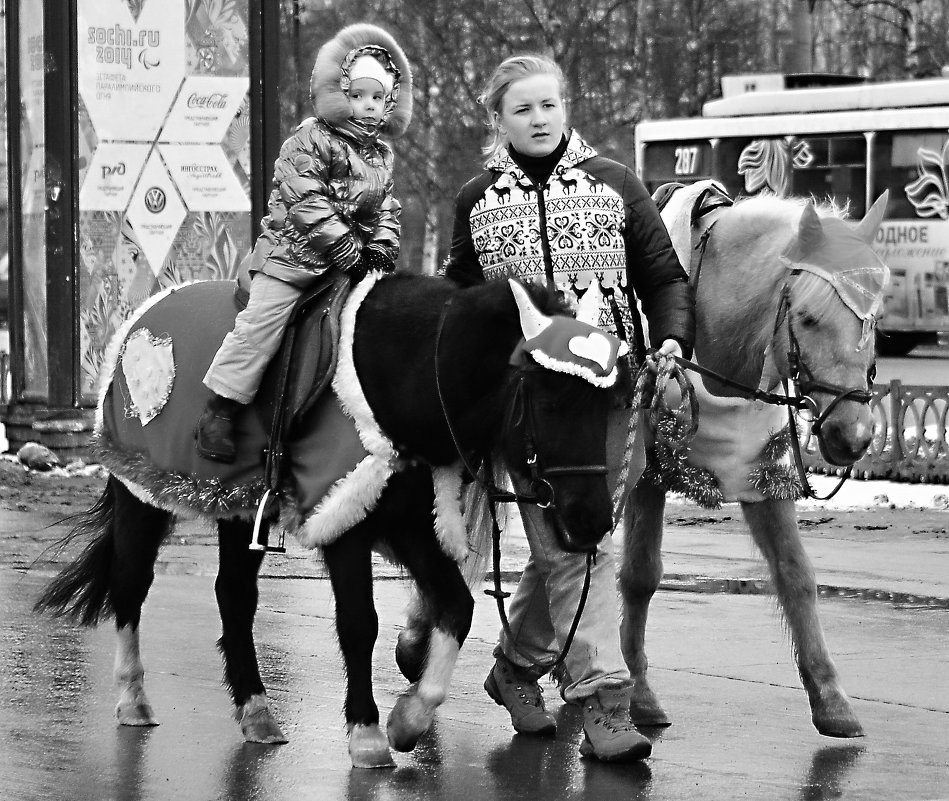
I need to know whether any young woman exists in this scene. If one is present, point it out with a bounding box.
[443,54,694,762]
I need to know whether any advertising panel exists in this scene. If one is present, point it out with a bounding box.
[76,0,252,399]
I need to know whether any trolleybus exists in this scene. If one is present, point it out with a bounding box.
[635,75,949,354]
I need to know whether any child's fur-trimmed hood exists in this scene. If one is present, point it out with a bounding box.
[310,23,413,138]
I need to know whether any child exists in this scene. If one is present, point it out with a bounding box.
[196,23,412,463]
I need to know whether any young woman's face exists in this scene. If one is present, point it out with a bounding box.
[347,78,386,125]
[498,73,565,157]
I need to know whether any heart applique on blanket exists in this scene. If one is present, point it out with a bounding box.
[121,327,176,426]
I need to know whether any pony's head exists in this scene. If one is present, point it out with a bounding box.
[768,193,889,465]
[499,281,625,551]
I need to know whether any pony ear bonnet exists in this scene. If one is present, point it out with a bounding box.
[856,190,889,244]
[796,203,825,258]
[509,280,626,388]
[509,279,553,339]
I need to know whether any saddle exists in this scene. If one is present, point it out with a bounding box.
[235,270,352,478]
[653,181,733,220]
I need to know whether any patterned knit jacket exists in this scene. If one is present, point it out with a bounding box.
[444,130,694,356]
[247,118,400,288]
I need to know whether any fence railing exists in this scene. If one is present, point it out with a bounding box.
[803,380,949,484]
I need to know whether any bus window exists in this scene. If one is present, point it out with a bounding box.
[873,131,949,219]
[789,135,866,216]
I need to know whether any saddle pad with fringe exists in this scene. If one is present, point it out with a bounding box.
[95,280,367,522]
[95,277,469,559]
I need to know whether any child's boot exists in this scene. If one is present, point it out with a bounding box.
[196,393,242,463]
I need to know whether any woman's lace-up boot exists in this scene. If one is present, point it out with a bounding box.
[484,654,556,735]
[580,685,652,761]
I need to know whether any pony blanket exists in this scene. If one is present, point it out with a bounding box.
[94,277,466,557]
[659,182,791,504]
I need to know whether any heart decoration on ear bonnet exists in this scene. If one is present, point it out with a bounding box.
[310,23,413,137]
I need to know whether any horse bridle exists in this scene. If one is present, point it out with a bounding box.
[676,229,877,500]
[433,296,608,672]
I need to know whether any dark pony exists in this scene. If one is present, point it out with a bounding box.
[35,275,617,768]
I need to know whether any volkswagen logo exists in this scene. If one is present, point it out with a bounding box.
[144,187,166,213]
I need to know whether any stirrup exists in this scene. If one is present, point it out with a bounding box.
[250,489,285,553]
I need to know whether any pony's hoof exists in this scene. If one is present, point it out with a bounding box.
[349,724,395,768]
[239,695,289,744]
[386,690,434,753]
[812,699,864,738]
[116,685,159,726]
[395,628,428,684]
[629,683,671,728]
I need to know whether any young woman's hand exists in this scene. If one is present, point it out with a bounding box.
[656,338,682,359]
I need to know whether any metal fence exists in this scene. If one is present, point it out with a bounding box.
[803,380,949,484]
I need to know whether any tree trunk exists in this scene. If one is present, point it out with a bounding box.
[787,0,813,73]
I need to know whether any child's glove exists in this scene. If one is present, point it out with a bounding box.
[327,235,359,273]
[358,244,396,274]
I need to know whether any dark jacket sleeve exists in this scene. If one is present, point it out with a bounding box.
[442,174,494,288]
[616,166,695,358]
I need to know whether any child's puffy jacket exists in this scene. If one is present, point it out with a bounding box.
[247,118,400,288]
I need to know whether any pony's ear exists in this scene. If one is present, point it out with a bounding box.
[856,190,889,243]
[797,203,825,257]
[509,279,553,340]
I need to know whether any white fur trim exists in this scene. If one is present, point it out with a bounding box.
[432,464,467,562]
[296,272,399,549]
[528,349,618,388]
[297,454,393,548]
[331,273,400,462]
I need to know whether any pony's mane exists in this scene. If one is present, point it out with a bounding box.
[703,193,852,373]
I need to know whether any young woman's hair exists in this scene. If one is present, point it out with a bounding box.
[478,54,566,165]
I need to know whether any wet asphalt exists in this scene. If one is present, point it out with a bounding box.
[1,506,948,801]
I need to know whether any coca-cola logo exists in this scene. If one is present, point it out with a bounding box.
[187,92,228,110]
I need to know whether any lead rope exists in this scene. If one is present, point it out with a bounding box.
[611,352,699,523]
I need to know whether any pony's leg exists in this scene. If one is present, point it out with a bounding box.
[395,587,431,683]
[322,521,392,768]
[215,517,287,744]
[742,498,863,738]
[110,481,171,725]
[110,479,173,726]
[385,522,474,754]
[34,476,170,725]
[617,481,671,726]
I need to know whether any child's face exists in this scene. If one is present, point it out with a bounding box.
[498,73,565,157]
[347,79,386,126]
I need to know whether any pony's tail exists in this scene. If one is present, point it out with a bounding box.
[34,479,117,626]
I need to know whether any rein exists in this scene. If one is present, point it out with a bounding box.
[432,295,598,672]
